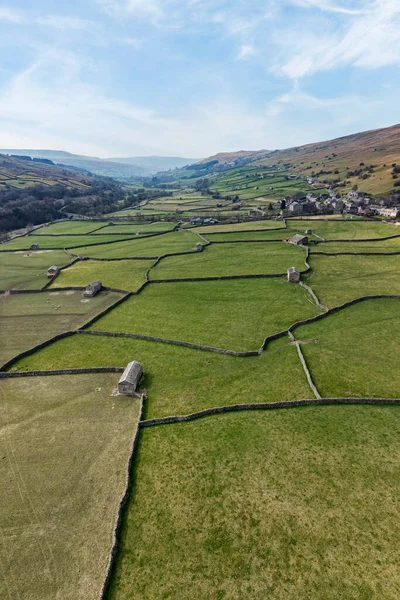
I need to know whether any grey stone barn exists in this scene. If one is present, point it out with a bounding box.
[305,228,312,235]
[287,267,300,283]
[83,280,102,297]
[30,242,39,250]
[196,242,203,252]
[287,234,308,246]
[47,265,59,277]
[118,361,143,395]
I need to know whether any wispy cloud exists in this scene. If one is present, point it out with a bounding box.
[35,15,97,31]
[237,44,256,60]
[290,0,368,15]
[120,37,142,48]
[0,7,24,22]
[274,0,400,78]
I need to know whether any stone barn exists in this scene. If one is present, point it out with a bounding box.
[287,234,308,246]
[196,242,203,252]
[83,280,102,297]
[118,361,143,395]
[30,243,39,250]
[305,229,312,235]
[47,265,59,278]
[287,267,300,283]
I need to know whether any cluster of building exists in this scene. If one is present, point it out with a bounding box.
[282,190,400,219]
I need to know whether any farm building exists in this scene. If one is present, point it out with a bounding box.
[47,265,59,277]
[196,243,203,252]
[305,229,312,235]
[118,361,143,395]
[287,234,308,246]
[30,243,39,250]
[83,280,102,297]
[287,267,300,283]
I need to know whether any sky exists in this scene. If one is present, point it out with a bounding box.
[0,0,399,158]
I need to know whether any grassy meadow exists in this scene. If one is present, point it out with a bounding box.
[8,334,313,418]
[0,373,141,600]
[295,298,400,398]
[0,233,139,250]
[51,258,155,291]
[150,242,306,279]
[306,254,400,306]
[203,228,289,242]
[0,289,123,365]
[288,219,395,240]
[98,221,176,234]
[88,278,321,352]
[33,220,105,235]
[0,250,73,290]
[109,406,400,600]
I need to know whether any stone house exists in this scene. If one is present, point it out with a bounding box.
[118,361,143,395]
[287,267,300,282]
[287,234,308,246]
[47,265,59,277]
[83,280,102,297]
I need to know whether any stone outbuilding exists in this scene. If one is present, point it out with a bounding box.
[196,242,203,252]
[287,267,300,283]
[118,361,143,395]
[30,243,39,250]
[47,265,59,277]
[83,280,102,297]
[305,229,312,235]
[287,234,308,246]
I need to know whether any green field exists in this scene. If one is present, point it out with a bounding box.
[296,298,400,398]
[311,236,400,253]
[150,242,306,279]
[306,254,400,306]
[288,219,395,240]
[88,279,321,352]
[8,334,312,418]
[0,373,141,600]
[33,221,104,235]
[51,259,155,291]
[98,222,176,235]
[193,220,283,234]
[72,230,200,259]
[0,250,73,290]
[200,228,291,242]
[0,233,139,250]
[0,289,123,366]
[109,406,400,600]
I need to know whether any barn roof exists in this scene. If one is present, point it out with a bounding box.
[288,266,299,274]
[118,361,143,386]
[288,234,307,244]
[48,265,58,271]
[86,280,102,288]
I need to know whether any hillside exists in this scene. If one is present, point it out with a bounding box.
[107,155,198,172]
[198,149,269,165]
[255,124,400,196]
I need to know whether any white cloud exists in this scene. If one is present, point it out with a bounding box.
[290,0,367,15]
[0,7,24,22]
[237,44,256,60]
[120,37,142,48]
[275,0,400,79]
[35,15,97,30]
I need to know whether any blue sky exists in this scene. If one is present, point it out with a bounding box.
[0,0,399,157]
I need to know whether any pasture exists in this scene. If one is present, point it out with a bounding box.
[306,253,400,306]
[288,218,395,240]
[0,373,141,600]
[296,298,400,398]
[87,278,321,352]
[51,258,155,291]
[109,406,400,600]
[193,219,283,234]
[202,229,290,242]
[0,233,139,250]
[33,220,104,235]
[0,250,73,290]
[72,230,200,259]
[8,334,312,419]
[0,289,123,366]
[98,221,176,234]
[150,242,307,279]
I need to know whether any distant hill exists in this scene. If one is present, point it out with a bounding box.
[197,150,270,165]
[107,156,199,172]
[255,124,400,196]
[0,150,147,180]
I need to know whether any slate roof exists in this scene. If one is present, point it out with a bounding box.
[118,361,143,386]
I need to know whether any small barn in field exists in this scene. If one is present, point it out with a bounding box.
[83,280,102,297]
[287,234,308,246]
[305,229,312,235]
[196,242,203,252]
[30,242,39,250]
[287,267,300,283]
[118,361,143,395]
[47,265,59,277]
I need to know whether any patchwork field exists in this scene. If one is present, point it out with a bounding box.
[51,258,155,291]
[2,213,400,598]
[0,289,123,365]
[150,242,306,279]
[0,233,139,250]
[0,250,73,290]
[87,278,321,351]
[0,373,141,600]
[108,407,400,600]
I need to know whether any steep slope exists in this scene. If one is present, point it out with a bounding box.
[256,124,400,195]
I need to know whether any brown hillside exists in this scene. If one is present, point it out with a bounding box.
[256,124,400,196]
[199,150,269,165]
